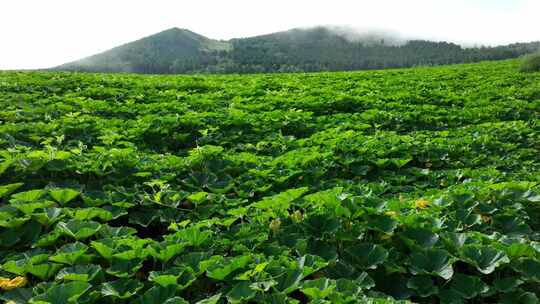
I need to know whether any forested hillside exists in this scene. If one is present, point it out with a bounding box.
[57,27,540,74]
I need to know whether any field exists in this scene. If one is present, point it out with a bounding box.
[0,60,539,303]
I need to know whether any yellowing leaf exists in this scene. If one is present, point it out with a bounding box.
[385,211,398,217]
[0,276,28,290]
[380,234,393,241]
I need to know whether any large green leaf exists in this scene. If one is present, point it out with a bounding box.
[49,188,80,205]
[459,245,509,274]
[205,255,251,280]
[300,278,336,299]
[367,214,399,234]
[226,281,257,303]
[343,243,388,269]
[252,187,308,213]
[409,249,454,280]
[148,267,196,289]
[0,287,32,304]
[27,263,64,280]
[100,279,144,299]
[165,226,212,247]
[10,189,45,202]
[512,258,540,282]
[407,276,438,297]
[56,264,103,282]
[450,274,489,299]
[401,227,439,248]
[49,242,89,265]
[30,281,90,304]
[0,183,24,199]
[147,242,186,262]
[135,285,187,304]
[57,219,101,240]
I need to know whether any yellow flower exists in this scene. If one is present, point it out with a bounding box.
[414,198,430,209]
[291,210,304,223]
[0,276,28,290]
[481,215,492,224]
[269,218,281,233]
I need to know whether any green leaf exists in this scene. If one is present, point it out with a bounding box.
[274,268,303,294]
[301,278,336,299]
[206,255,251,280]
[0,287,32,304]
[72,207,113,221]
[32,207,64,226]
[30,281,90,304]
[11,200,55,215]
[0,183,24,198]
[226,281,257,303]
[49,188,80,204]
[56,264,103,282]
[401,227,439,248]
[439,289,465,304]
[147,242,186,262]
[493,277,523,293]
[101,279,144,299]
[106,258,143,278]
[409,249,454,280]
[135,285,187,304]
[343,243,388,269]
[27,263,64,280]
[57,219,101,240]
[148,267,196,289]
[50,242,89,265]
[460,245,509,274]
[303,214,341,236]
[499,290,540,304]
[10,189,45,202]
[195,293,221,304]
[407,276,438,297]
[512,258,540,282]
[90,238,116,260]
[450,274,489,299]
[367,214,399,233]
[166,226,212,247]
[252,187,308,212]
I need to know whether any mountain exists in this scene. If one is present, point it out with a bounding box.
[56,26,540,74]
[57,28,231,73]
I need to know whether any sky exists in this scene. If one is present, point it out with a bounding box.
[1,0,539,70]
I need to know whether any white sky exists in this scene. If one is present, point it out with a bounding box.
[1,0,539,70]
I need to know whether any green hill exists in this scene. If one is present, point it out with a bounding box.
[57,28,231,73]
[56,26,540,73]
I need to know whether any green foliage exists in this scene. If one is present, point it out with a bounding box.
[520,52,540,72]
[0,60,539,303]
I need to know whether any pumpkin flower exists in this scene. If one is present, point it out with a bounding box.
[0,276,28,290]
[414,198,430,209]
[291,210,304,223]
[269,218,281,233]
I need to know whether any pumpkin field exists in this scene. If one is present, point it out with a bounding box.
[0,59,539,303]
